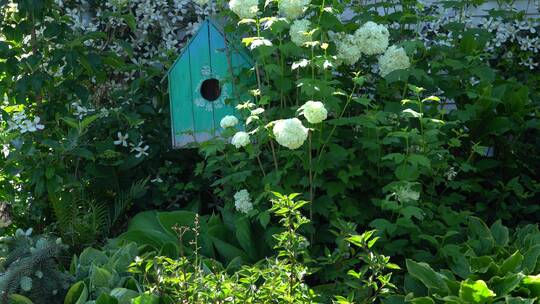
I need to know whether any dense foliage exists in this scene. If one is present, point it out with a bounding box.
[0,0,539,303]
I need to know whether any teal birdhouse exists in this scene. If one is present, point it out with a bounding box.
[168,18,252,148]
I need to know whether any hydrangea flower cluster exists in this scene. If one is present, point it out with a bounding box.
[234,189,253,214]
[229,0,259,19]
[355,21,390,55]
[220,115,239,129]
[378,45,411,77]
[278,0,310,20]
[232,131,250,148]
[298,101,327,124]
[335,33,363,65]
[6,110,45,134]
[290,19,311,47]
[273,118,309,149]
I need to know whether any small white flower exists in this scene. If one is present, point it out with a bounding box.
[1,145,9,158]
[114,132,129,147]
[234,189,253,214]
[298,101,327,124]
[290,19,311,47]
[131,142,150,158]
[378,45,411,77]
[220,115,239,129]
[445,167,457,181]
[33,117,45,131]
[229,0,259,19]
[278,0,310,20]
[355,21,390,55]
[272,118,309,149]
[151,176,163,183]
[231,131,250,148]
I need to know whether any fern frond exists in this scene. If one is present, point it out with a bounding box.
[107,178,149,232]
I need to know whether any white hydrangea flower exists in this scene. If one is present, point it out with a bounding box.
[335,33,362,65]
[355,21,390,55]
[298,101,327,124]
[231,131,250,148]
[278,0,310,20]
[234,189,253,214]
[290,19,311,47]
[229,0,259,19]
[394,184,420,203]
[272,118,309,149]
[378,45,411,77]
[220,115,239,129]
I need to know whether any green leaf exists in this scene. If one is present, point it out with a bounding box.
[490,220,509,247]
[522,244,540,274]
[490,273,524,296]
[131,294,159,304]
[522,275,540,297]
[498,251,523,275]
[234,216,257,260]
[408,297,435,304]
[459,279,495,304]
[210,236,248,265]
[95,293,118,304]
[395,164,419,181]
[90,266,113,287]
[504,297,535,304]
[109,288,139,304]
[258,211,270,228]
[79,247,108,266]
[64,281,88,304]
[81,114,100,131]
[8,294,34,304]
[406,259,449,295]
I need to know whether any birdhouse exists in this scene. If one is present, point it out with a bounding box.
[168,18,253,148]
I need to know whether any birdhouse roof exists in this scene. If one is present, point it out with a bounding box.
[167,17,252,76]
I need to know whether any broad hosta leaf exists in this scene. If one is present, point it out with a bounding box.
[131,294,160,304]
[90,266,113,287]
[234,216,257,260]
[490,273,524,296]
[109,288,139,304]
[522,245,540,274]
[490,220,509,247]
[8,294,34,304]
[498,251,523,275]
[406,259,449,295]
[504,297,535,304]
[408,297,435,304]
[95,293,118,304]
[458,279,495,304]
[64,281,88,304]
[522,275,540,297]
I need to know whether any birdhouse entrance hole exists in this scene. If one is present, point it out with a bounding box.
[200,78,221,101]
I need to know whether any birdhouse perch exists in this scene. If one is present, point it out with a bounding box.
[167,18,253,148]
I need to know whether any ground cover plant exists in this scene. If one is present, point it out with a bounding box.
[0,0,539,303]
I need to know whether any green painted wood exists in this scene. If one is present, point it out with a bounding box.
[188,21,215,142]
[169,48,195,147]
[168,18,255,148]
[208,22,236,132]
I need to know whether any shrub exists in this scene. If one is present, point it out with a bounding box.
[0,229,72,304]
